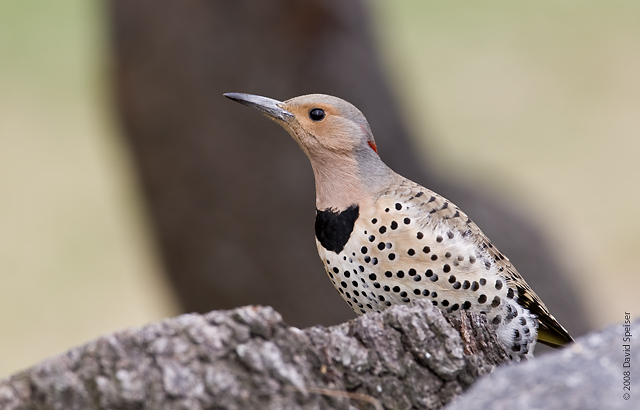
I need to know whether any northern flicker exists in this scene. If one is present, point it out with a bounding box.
[224,92,573,359]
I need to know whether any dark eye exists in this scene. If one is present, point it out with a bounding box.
[309,108,325,121]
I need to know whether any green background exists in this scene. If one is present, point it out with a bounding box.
[1,0,638,377]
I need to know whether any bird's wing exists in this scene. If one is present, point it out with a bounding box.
[393,178,574,347]
[465,211,574,347]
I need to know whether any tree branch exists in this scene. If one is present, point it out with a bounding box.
[0,300,509,409]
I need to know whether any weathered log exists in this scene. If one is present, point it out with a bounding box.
[0,300,509,410]
[446,318,639,410]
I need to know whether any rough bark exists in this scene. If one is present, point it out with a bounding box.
[107,0,589,339]
[0,300,509,410]
[446,319,639,410]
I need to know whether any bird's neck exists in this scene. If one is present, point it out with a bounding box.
[309,152,397,211]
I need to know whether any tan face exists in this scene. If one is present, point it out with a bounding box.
[224,92,390,210]
[280,95,376,156]
[223,92,377,160]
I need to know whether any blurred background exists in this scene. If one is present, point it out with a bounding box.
[1,0,638,378]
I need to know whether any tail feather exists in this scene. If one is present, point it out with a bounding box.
[537,326,574,348]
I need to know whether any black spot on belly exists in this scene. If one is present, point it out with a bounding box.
[315,205,359,253]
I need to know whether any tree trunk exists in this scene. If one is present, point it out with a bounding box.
[107,0,589,341]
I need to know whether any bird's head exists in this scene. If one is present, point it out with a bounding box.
[224,93,378,158]
[225,92,395,209]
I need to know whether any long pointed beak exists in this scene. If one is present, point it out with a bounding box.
[224,93,294,121]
